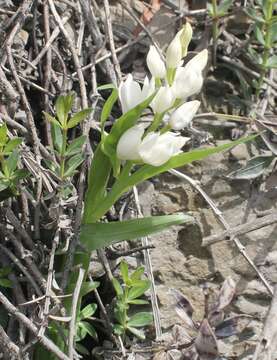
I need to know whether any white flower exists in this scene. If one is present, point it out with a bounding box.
[172,68,203,99]
[141,76,155,100]
[185,49,208,73]
[116,124,145,161]
[169,100,200,130]
[118,74,155,113]
[166,23,193,69]
[146,46,166,79]
[139,131,189,166]
[151,86,175,114]
[172,49,208,100]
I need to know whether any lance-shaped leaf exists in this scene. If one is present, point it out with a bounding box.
[100,88,118,131]
[195,319,218,360]
[83,145,112,223]
[67,108,92,129]
[80,213,194,251]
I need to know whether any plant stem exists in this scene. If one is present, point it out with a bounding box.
[212,0,218,67]
[60,128,67,180]
[255,0,273,98]
[145,113,164,134]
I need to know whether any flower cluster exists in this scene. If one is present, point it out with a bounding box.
[117,23,208,167]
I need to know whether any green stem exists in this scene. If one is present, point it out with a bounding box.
[212,0,218,67]
[60,128,68,180]
[145,113,164,135]
[255,0,273,98]
[0,153,7,177]
[166,68,176,86]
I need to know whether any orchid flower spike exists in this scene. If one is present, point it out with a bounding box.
[146,45,166,79]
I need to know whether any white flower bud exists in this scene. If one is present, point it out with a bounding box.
[139,132,189,166]
[146,46,166,79]
[151,86,175,114]
[179,22,193,57]
[116,124,145,161]
[186,49,208,73]
[166,36,183,69]
[166,23,193,69]
[169,100,200,130]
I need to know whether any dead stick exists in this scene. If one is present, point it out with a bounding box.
[0,291,71,360]
[169,169,274,296]
[203,212,277,247]
[253,285,277,360]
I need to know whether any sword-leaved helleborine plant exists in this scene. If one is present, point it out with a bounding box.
[80,23,256,248]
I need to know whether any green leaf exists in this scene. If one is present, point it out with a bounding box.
[112,277,123,296]
[113,324,124,335]
[68,281,99,298]
[75,343,90,356]
[63,94,74,117]
[128,281,151,301]
[254,24,265,45]
[127,326,145,339]
[217,0,232,16]
[44,112,61,128]
[80,281,99,297]
[6,150,18,174]
[120,261,129,284]
[55,95,73,127]
[101,93,156,175]
[271,21,277,42]
[0,278,12,288]
[130,266,145,281]
[207,3,214,16]
[227,155,274,180]
[81,214,194,251]
[127,312,153,328]
[51,123,63,153]
[12,169,29,181]
[101,89,118,131]
[0,267,11,277]
[266,55,277,68]
[67,108,92,129]
[244,8,265,23]
[97,83,116,91]
[4,138,22,154]
[79,321,98,340]
[0,124,8,146]
[128,299,149,305]
[65,135,86,156]
[83,145,112,223]
[64,153,84,177]
[79,303,97,320]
